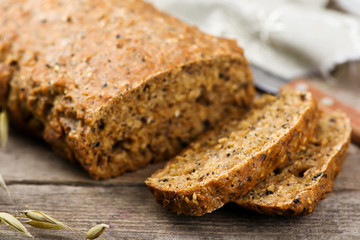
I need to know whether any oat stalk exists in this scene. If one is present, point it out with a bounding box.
[0,173,10,196]
[85,223,109,240]
[19,210,109,239]
[21,210,83,238]
[0,212,33,238]
[0,110,9,151]
[20,210,68,229]
[25,220,67,230]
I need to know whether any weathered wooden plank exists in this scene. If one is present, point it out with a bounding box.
[0,181,359,240]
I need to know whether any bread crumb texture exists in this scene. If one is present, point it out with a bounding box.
[0,0,254,178]
[236,110,351,216]
[146,91,318,216]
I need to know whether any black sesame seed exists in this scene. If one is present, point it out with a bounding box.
[265,191,273,196]
[94,142,100,147]
[140,117,147,124]
[313,172,322,180]
[226,153,231,157]
[293,198,300,204]
[203,120,210,128]
[180,141,188,148]
[9,60,18,66]
[99,120,105,130]
[247,176,252,181]
[274,168,281,175]
[259,153,267,161]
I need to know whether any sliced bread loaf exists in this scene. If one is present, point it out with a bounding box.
[0,0,254,179]
[146,91,318,216]
[235,111,351,215]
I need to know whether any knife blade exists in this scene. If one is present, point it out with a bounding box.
[251,65,360,145]
[251,65,288,95]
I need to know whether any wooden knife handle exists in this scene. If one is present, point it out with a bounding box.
[284,79,360,145]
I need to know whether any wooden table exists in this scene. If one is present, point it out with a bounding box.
[0,79,359,240]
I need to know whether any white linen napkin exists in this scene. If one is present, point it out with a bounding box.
[147,0,360,79]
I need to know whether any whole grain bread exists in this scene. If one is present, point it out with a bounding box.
[235,111,351,215]
[146,91,318,216]
[0,0,254,179]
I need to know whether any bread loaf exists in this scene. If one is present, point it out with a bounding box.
[146,91,318,216]
[236,111,351,215]
[0,0,254,179]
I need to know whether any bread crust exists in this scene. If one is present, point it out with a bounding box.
[146,92,318,216]
[0,0,254,178]
[236,111,351,216]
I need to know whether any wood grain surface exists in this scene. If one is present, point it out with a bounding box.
[0,79,359,240]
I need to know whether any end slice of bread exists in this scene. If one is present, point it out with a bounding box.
[235,111,351,215]
[146,91,318,216]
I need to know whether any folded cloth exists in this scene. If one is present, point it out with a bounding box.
[148,0,360,79]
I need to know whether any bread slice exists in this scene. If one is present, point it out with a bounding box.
[0,0,254,179]
[146,91,318,216]
[235,111,351,215]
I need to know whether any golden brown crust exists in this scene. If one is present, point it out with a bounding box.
[0,0,254,178]
[236,111,351,216]
[146,91,318,216]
